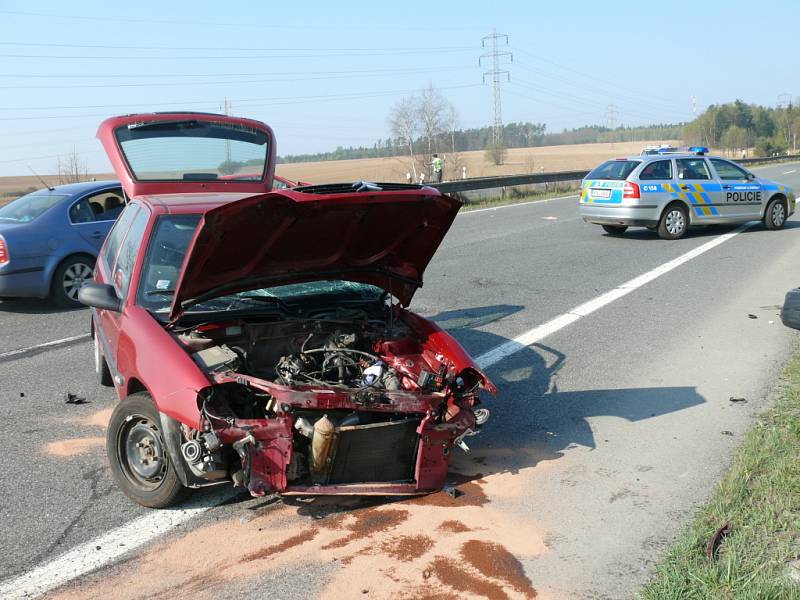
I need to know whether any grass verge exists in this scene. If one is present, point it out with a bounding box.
[640,348,800,599]
[459,185,580,212]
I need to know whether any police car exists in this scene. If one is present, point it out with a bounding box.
[579,148,796,239]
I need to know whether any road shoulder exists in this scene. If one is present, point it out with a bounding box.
[640,339,800,599]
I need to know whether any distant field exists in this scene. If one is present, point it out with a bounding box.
[0,140,679,205]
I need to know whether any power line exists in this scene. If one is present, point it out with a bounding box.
[0,9,483,32]
[0,41,476,52]
[0,48,474,61]
[480,30,512,146]
[0,65,479,91]
[0,83,484,121]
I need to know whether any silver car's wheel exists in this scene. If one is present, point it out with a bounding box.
[658,204,688,240]
[765,198,786,230]
[51,256,95,307]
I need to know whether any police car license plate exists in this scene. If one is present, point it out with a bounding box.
[592,188,611,199]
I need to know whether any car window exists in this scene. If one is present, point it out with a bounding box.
[586,160,641,181]
[0,190,69,223]
[676,158,711,180]
[69,189,125,224]
[137,215,201,310]
[710,159,749,181]
[101,204,140,274]
[638,160,673,180]
[113,207,150,297]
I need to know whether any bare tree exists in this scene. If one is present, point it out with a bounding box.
[417,83,448,159]
[56,147,88,184]
[388,96,419,180]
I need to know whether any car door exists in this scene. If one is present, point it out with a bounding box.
[69,188,125,252]
[709,158,763,221]
[95,204,148,385]
[675,158,719,221]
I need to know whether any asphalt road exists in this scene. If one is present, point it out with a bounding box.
[1,162,799,599]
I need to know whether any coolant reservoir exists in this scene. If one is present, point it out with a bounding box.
[310,414,336,476]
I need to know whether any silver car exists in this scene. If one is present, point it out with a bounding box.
[579,151,796,239]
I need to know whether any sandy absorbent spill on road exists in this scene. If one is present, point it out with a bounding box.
[80,407,112,428]
[47,446,556,599]
[42,437,105,457]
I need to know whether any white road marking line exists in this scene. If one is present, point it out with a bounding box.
[0,488,235,600]
[783,169,796,174]
[0,221,756,598]
[476,222,754,369]
[0,334,89,359]
[460,193,577,215]
[542,216,558,220]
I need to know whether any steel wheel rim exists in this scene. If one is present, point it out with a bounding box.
[118,415,167,490]
[665,210,685,235]
[62,263,92,300]
[772,203,786,226]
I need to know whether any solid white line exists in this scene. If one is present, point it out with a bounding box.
[0,334,89,359]
[783,169,796,174]
[476,222,754,369]
[0,221,754,598]
[459,193,577,216]
[0,488,235,600]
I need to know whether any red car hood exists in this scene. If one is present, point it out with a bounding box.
[169,186,460,319]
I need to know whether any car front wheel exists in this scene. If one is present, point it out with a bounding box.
[107,392,188,508]
[51,256,94,307]
[658,204,688,240]
[764,197,787,230]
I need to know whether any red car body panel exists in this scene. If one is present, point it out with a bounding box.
[170,188,459,317]
[89,112,495,503]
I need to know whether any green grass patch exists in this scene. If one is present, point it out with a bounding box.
[459,185,580,212]
[640,349,800,600]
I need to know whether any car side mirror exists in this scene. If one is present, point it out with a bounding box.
[781,288,800,330]
[746,172,756,181]
[78,282,122,312]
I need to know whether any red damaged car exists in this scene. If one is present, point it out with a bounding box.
[79,112,494,508]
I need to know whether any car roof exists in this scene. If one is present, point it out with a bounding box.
[621,153,728,162]
[44,180,121,195]
[133,191,264,215]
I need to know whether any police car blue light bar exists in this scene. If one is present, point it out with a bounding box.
[688,146,709,155]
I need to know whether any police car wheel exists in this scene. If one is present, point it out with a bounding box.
[601,225,627,235]
[764,198,787,230]
[658,204,688,240]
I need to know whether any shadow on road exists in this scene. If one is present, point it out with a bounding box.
[603,218,800,241]
[262,304,706,516]
[0,297,85,315]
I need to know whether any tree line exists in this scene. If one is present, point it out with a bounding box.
[683,99,800,157]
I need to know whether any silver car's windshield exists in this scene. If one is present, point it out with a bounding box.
[0,191,68,223]
[586,160,641,180]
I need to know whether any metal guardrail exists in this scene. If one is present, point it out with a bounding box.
[431,154,800,194]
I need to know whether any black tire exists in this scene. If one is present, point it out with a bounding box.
[658,203,688,240]
[601,225,628,235]
[107,392,189,508]
[93,330,114,387]
[51,255,95,308]
[764,197,787,230]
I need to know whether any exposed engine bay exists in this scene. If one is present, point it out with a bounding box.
[171,305,492,497]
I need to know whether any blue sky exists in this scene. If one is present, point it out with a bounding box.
[0,0,797,176]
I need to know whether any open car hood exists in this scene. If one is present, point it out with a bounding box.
[169,185,461,319]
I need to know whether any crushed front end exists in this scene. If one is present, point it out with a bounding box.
[174,308,494,498]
